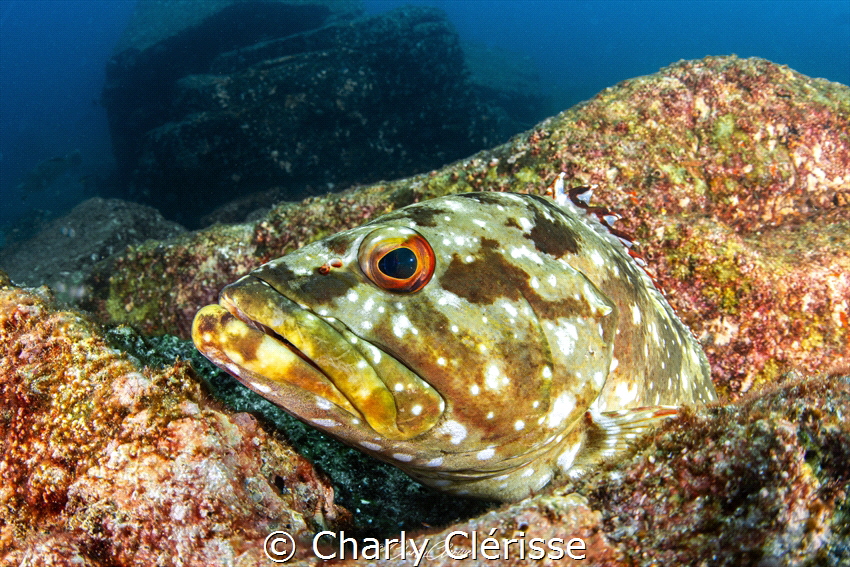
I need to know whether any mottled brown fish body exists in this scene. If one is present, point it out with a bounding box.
[193,190,715,500]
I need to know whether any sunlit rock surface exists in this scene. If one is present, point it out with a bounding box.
[1,56,848,565]
[0,280,347,565]
[90,56,849,394]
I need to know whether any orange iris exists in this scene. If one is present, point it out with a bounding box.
[358,228,435,293]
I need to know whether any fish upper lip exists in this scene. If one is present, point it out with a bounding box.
[220,292,326,374]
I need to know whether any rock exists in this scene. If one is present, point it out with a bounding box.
[103,0,358,173]
[0,280,347,565]
[87,56,850,394]
[4,277,845,564]
[103,3,502,226]
[3,56,849,565]
[0,198,185,304]
[325,374,850,566]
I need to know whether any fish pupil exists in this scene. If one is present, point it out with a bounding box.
[378,247,417,279]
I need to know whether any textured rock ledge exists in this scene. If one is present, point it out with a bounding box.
[3,274,847,565]
[0,279,347,565]
[2,56,849,565]
[85,55,849,395]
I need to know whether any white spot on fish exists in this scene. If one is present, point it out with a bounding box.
[535,474,552,491]
[593,371,605,387]
[514,420,525,431]
[477,448,496,460]
[547,392,576,428]
[510,245,544,264]
[558,443,581,471]
[346,290,358,302]
[393,314,413,338]
[590,250,604,266]
[615,381,638,404]
[394,383,404,392]
[530,276,540,289]
[470,384,480,395]
[411,405,423,416]
[367,345,382,365]
[316,397,332,410]
[553,322,578,355]
[518,217,533,231]
[485,364,501,389]
[311,418,339,428]
[393,453,414,462]
[438,420,467,444]
[437,357,447,366]
[425,457,443,467]
[252,382,271,394]
[360,441,382,451]
[632,304,642,324]
[473,219,487,228]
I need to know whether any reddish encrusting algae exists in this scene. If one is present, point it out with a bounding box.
[0,280,347,565]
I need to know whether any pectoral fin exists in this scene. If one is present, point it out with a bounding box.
[585,406,679,458]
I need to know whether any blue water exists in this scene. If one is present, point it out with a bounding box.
[1,0,848,232]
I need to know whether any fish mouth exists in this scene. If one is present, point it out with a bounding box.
[192,276,443,441]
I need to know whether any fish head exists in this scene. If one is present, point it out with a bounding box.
[193,193,620,496]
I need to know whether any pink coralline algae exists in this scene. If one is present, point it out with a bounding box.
[4,56,848,566]
[0,280,347,566]
[323,374,849,567]
[83,56,848,396]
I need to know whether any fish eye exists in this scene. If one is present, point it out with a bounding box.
[358,228,435,293]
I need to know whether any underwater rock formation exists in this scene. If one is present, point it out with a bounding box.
[0,280,347,565]
[2,274,847,564]
[0,198,185,304]
[103,2,503,225]
[2,56,848,565]
[88,56,849,394]
[322,374,850,567]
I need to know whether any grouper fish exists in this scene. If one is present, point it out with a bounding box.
[192,175,717,501]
